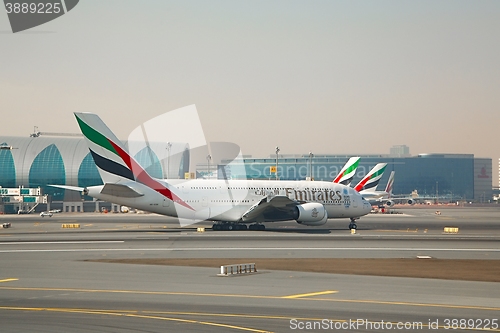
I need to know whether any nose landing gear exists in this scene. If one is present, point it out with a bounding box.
[348,218,357,230]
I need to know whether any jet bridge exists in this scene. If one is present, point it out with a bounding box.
[0,186,47,214]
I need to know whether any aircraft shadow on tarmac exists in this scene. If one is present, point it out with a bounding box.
[250,227,333,234]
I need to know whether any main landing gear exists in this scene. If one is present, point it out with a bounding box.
[212,222,248,231]
[248,224,265,231]
[211,222,265,231]
[348,218,358,230]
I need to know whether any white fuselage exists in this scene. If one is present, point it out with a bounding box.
[360,190,393,206]
[87,179,371,223]
[360,190,389,200]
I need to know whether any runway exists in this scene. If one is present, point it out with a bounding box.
[0,207,499,332]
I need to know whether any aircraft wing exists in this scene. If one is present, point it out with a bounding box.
[365,193,388,200]
[241,195,301,222]
[390,194,438,204]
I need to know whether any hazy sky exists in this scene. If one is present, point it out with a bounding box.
[1,1,499,162]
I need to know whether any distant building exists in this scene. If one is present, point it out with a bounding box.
[0,136,494,210]
[390,145,410,157]
[220,153,492,202]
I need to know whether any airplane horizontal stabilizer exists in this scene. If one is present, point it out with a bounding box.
[100,183,144,198]
[49,185,85,192]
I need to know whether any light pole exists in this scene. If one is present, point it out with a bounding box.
[436,181,438,204]
[207,154,212,179]
[309,152,314,181]
[450,172,453,203]
[166,142,172,179]
[275,147,280,180]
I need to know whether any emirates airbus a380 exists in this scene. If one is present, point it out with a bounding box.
[55,112,371,231]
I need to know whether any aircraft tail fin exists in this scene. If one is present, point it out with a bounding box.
[75,113,193,210]
[74,112,193,210]
[353,163,387,192]
[384,171,395,197]
[333,156,360,186]
[74,112,136,184]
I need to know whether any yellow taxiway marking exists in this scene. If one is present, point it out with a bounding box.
[0,278,18,283]
[123,311,500,332]
[282,290,337,299]
[149,310,322,321]
[1,307,499,332]
[0,286,278,299]
[0,286,498,312]
[311,297,500,311]
[375,229,419,233]
[0,306,271,333]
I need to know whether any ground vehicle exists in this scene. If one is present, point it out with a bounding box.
[40,212,53,217]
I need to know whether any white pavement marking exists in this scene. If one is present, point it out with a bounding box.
[0,247,499,253]
[0,241,124,245]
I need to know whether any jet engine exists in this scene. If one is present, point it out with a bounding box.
[293,202,328,226]
[406,198,416,205]
[384,200,395,207]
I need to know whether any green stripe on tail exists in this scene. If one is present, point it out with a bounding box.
[75,115,118,156]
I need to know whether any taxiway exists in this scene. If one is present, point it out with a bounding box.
[0,207,499,332]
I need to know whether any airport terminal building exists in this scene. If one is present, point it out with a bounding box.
[219,154,492,203]
[0,136,493,213]
[0,136,189,212]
